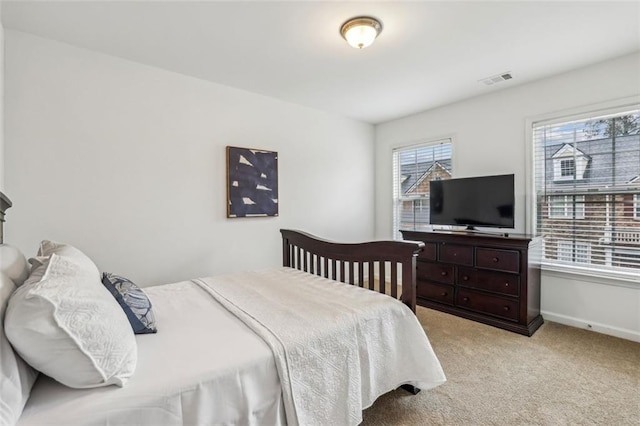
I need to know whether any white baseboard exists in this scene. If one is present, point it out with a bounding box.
[541,311,640,343]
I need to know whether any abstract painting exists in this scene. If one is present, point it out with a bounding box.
[226,146,279,218]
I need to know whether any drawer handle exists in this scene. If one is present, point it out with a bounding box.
[504,282,509,287]
[493,257,500,263]
[462,275,469,281]
[441,292,448,297]
[462,297,469,302]
[441,271,448,276]
[503,306,510,311]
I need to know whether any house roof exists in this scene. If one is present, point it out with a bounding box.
[544,135,640,191]
[552,144,590,160]
[401,159,452,195]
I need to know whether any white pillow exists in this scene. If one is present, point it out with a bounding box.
[4,253,137,388]
[0,272,38,426]
[0,244,29,286]
[36,239,100,278]
[18,239,101,292]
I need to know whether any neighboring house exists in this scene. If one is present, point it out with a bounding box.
[399,160,452,231]
[539,134,640,269]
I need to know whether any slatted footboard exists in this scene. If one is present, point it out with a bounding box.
[280,229,424,313]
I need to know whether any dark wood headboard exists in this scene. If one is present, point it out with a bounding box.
[281,229,424,313]
[0,192,12,244]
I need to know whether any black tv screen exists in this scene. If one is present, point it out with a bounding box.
[430,174,515,229]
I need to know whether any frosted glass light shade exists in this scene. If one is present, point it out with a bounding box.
[340,17,383,49]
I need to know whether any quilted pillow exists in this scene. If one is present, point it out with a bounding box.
[0,245,29,286]
[1,245,37,425]
[102,273,157,334]
[36,239,100,277]
[4,254,137,388]
[20,239,101,290]
[0,272,38,426]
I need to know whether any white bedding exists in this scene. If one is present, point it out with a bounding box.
[17,280,285,426]
[196,267,446,426]
[16,267,445,426]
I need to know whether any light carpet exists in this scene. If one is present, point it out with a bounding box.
[362,307,640,425]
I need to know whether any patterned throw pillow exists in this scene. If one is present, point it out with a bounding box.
[102,273,157,334]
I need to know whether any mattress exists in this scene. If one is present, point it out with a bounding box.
[17,280,285,426]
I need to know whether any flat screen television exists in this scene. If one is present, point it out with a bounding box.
[429,174,515,230]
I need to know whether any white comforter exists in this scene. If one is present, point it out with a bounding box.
[195,267,446,426]
[17,267,445,426]
[18,280,284,426]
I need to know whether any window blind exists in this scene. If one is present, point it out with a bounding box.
[392,139,452,240]
[533,108,640,275]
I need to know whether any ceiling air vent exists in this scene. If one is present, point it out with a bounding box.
[480,72,513,86]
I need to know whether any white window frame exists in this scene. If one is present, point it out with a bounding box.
[415,198,428,212]
[560,159,575,178]
[525,96,640,285]
[551,144,589,182]
[557,240,591,264]
[634,194,639,220]
[547,195,585,219]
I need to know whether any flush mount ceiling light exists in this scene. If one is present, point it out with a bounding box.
[340,16,383,49]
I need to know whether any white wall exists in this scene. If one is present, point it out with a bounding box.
[0,4,4,191]
[375,52,640,341]
[4,30,375,286]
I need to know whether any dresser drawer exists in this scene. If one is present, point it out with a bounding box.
[438,243,473,266]
[458,267,519,297]
[418,242,437,261]
[476,248,520,273]
[456,289,519,321]
[417,282,454,305]
[416,261,454,285]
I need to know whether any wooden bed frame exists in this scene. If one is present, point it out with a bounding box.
[0,193,424,314]
[0,191,11,244]
[0,194,427,400]
[281,229,424,313]
[0,194,424,315]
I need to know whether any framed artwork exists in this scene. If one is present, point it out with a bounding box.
[226,146,279,218]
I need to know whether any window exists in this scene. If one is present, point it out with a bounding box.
[560,159,575,177]
[392,139,452,239]
[557,240,591,264]
[533,106,640,275]
[552,145,588,182]
[547,195,585,219]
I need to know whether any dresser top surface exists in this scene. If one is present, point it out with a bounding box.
[400,229,536,244]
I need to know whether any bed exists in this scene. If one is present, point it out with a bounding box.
[0,191,446,426]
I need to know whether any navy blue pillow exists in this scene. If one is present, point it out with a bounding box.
[102,273,157,334]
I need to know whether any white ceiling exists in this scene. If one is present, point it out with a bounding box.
[2,0,639,124]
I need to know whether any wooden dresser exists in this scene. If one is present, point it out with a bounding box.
[401,230,543,336]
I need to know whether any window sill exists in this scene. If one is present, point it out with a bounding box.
[541,262,640,289]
